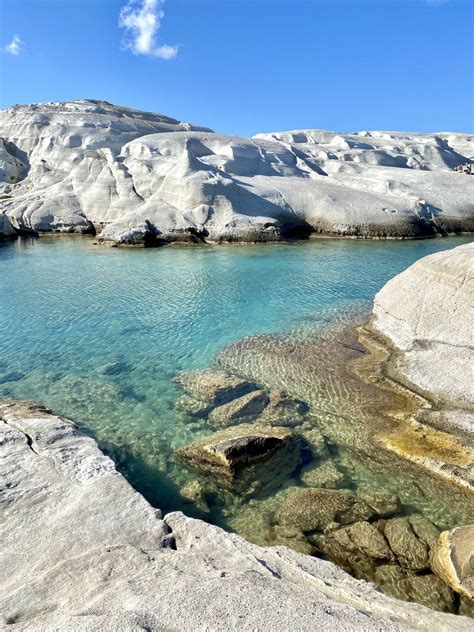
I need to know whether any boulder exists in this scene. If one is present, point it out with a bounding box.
[300,459,346,489]
[259,390,308,426]
[275,488,375,533]
[431,524,474,600]
[207,390,269,428]
[174,370,257,406]
[176,424,300,495]
[359,491,401,518]
[374,566,455,613]
[408,514,440,549]
[0,212,17,241]
[382,517,430,571]
[374,565,409,602]
[403,574,455,613]
[180,480,209,514]
[175,394,213,419]
[268,525,315,556]
[316,521,395,579]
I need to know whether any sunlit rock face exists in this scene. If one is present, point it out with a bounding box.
[373,242,474,408]
[0,100,212,236]
[0,100,473,244]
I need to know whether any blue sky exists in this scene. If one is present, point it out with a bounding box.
[0,0,472,136]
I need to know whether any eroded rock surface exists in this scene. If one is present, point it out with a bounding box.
[176,424,300,495]
[174,369,257,405]
[370,241,474,490]
[0,211,17,240]
[1,100,473,244]
[373,242,474,408]
[5,398,471,630]
[431,525,474,600]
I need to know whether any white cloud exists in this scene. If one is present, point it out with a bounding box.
[119,0,178,60]
[4,35,21,56]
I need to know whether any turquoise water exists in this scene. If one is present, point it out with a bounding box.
[0,235,472,522]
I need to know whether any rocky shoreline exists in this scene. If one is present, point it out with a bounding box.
[1,397,473,631]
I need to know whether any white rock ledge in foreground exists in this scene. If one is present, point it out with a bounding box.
[0,398,470,631]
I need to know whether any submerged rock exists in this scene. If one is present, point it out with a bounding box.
[268,525,316,556]
[100,360,132,376]
[408,514,440,549]
[300,459,347,489]
[431,524,474,600]
[175,394,213,419]
[176,424,301,495]
[275,488,375,533]
[404,574,455,613]
[374,565,455,613]
[180,479,209,514]
[207,390,269,428]
[359,491,401,519]
[299,427,328,459]
[382,517,430,571]
[316,521,395,579]
[259,390,309,427]
[374,565,409,601]
[174,370,257,406]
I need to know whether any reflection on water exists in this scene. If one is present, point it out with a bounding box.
[0,235,473,612]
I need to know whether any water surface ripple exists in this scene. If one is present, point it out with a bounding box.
[1,236,473,563]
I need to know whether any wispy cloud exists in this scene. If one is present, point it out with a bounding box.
[4,35,21,55]
[119,0,178,60]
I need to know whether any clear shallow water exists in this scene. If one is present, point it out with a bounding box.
[0,235,472,521]
[0,236,470,511]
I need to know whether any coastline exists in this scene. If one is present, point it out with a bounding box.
[1,396,472,631]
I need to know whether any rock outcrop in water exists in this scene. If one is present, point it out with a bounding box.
[2,397,472,630]
[367,242,474,612]
[1,100,473,244]
[371,241,474,484]
[176,424,301,495]
[431,525,474,600]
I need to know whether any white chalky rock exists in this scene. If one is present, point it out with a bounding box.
[0,100,472,244]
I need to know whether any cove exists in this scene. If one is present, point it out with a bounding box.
[0,235,473,606]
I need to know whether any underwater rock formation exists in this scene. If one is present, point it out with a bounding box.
[176,424,301,495]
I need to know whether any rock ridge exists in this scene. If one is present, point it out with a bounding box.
[1,100,473,244]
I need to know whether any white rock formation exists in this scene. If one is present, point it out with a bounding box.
[1,398,470,631]
[0,100,472,244]
[373,242,474,407]
[0,211,16,241]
